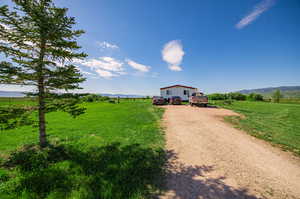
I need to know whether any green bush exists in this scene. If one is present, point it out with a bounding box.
[247,93,264,101]
[100,96,110,101]
[0,169,9,184]
[208,92,246,101]
[208,92,265,102]
[228,92,247,101]
[82,94,110,102]
[208,93,227,100]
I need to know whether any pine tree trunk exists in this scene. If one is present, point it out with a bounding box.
[38,81,47,148]
[38,38,47,148]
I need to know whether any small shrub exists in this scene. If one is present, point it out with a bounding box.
[208,93,228,100]
[100,96,110,101]
[0,169,9,184]
[247,93,264,101]
[109,99,116,104]
[223,99,233,105]
[81,94,109,103]
[228,92,247,101]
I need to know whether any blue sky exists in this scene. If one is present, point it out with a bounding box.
[1,0,300,95]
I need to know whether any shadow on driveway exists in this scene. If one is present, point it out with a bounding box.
[159,150,259,199]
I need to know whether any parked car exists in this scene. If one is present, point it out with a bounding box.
[169,96,182,105]
[189,92,208,107]
[152,96,165,105]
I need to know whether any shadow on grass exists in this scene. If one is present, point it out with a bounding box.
[1,145,259,199]
[160,150,259,199]
[0,143,166,199]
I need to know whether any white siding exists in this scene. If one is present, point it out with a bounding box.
[160,86,197,101]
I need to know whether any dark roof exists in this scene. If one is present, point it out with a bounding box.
[160,85,197,90]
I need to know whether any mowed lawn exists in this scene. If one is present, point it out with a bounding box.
[0,99,165,199]
[216,101,300,156]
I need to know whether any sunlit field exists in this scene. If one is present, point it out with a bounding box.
[212,100,300,156]
[0,99,165,199]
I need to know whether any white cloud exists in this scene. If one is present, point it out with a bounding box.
[52,61,93,76]
[168,65,182,71]
[81,70,93,75]
[126,59,151,72]
[95,69,118,79]
[74,56,153,79]
[96,41,119,49]
[162,40,185,71]
[79,57,124,72]
[236,0,276,29]
[73,57,125,79]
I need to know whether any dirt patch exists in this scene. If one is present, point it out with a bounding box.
[160,105,300,199]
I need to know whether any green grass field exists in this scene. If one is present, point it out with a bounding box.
[211,100,300,156]
[0,99,165,199]
[278,98,300,104]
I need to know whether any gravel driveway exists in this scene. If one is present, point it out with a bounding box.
[160,105,300,199]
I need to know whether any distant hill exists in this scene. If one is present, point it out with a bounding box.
[0,91,146,98]
[238,86,300,98]
[99,93,146,98]
[0,91,26,97]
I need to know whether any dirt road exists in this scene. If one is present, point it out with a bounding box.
[160,105,300,199]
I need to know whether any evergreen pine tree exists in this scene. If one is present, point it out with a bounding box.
[0,0,87,147]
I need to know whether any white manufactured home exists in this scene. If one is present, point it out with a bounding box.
[160,85,198,101]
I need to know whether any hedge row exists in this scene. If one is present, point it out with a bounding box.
[208,92,264,101]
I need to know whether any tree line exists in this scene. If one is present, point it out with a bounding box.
[208,89,283,103]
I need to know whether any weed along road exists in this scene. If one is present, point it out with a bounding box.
[160,105,300,199]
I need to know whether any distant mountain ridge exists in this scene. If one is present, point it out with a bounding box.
[2,86,300,98]
[99,93,146,98]
[0,91,26,97]
[238,86,300,98]
[0,91,146,98]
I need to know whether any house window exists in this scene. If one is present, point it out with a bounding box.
[166,90,171,95]
[184,90,189,95]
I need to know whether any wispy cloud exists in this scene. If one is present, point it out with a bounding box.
[94,68,118,79]
[126,59,151,72]
[162,40,185,71]
[236,0,276,29]
[79,57,124,72]
[73,57,125,79]
[96,41,119,50]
